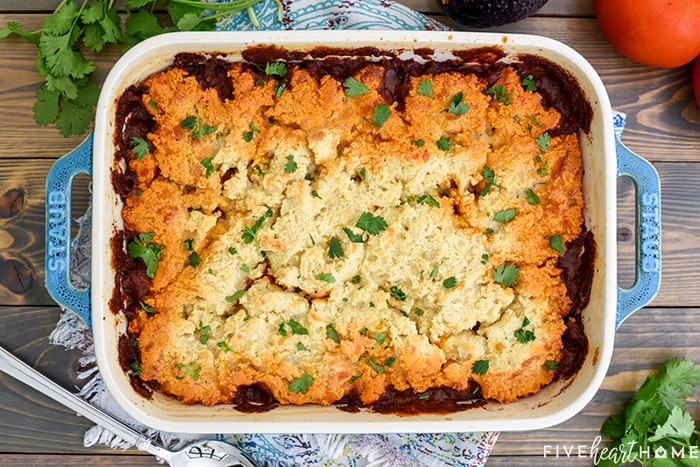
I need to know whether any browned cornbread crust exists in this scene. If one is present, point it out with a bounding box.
[116,55,586,408]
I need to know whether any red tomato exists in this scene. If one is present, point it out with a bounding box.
[694,57,700,108]
[593,0,700,68]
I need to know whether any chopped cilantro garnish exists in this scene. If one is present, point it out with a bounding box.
[174,362,201,381]
[129,137,149,160]
[198,321,211,344]
[343,227,365,243]
[289,374,314,394]
[436,136,451,152]
[326,324,340,343]
[443,276,457,289]
[183,239,201,268]
[284,154,298,174]
[550,234,565,255]
[416,194,440,207]
[486,84,513,106]
[264,61,287,77]
[493,208,517,223]
[389,285,407,302]
[279,318,308,337]
[225,289,246,303]
[201,157,215,178]
[514,317,535,343]
[351,275,362,284]
[217,341,233,353]
[371,332,388,344]
[536,132,551,152]
[479,166,505,197]
[443,92,470,115]
[241,207,273,245]
[365,103,391,126]
[343,77,370,97]
[544,360,558,371]
[356,212,388,236]
[521,74,537,91]
[494,263,519,287]
[243,121,260,142]
[472,359,489,375]
[524,188,541,205]
[328,236,344,259]
[368,357,385,374]
[128,232,164,279]
[417,78,434,98]
[411,138,425,149]
[139,301,156,314]
[315,273,336,283]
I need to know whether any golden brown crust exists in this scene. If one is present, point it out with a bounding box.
[117,59,587,407]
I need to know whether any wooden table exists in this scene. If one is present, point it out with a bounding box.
[0,1,698,465]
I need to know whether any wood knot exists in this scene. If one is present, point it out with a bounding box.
[0,256,33,294]
[0,188,25,219]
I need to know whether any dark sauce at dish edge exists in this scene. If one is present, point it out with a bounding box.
[111,46,595,414]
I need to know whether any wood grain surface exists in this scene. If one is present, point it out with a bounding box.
[0,0,699,465]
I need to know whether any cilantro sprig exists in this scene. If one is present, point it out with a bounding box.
[127,232,164,279]
[600,357,700,467]
[1,0,279,137]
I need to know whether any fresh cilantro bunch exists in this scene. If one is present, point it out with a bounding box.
[599,357,700,467]
[0,0,276,137]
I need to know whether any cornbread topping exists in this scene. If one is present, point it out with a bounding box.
[111,47,594,413]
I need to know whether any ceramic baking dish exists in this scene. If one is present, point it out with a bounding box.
[45,30,661,433]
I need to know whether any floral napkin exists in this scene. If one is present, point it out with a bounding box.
[49,1,500,466]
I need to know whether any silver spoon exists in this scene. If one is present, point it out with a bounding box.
[0,345,261,467]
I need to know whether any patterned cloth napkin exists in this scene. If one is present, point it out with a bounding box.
[49,1,502,466]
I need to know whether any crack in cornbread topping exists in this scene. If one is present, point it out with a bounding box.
[112,49,593,412]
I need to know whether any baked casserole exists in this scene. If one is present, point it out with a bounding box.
[110,48,594,413]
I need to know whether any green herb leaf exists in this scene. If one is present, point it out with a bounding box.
[416,194,440,208]
[472,359,489,375]
[443,276,458,289]
[494,263,519,287]
[315,273,336,284]
[479,166,505,197]
[343,77,370,97]
[493,208,517,223]
[284,155,298,174]
[241,208,273,245]
[139,301,156,314]
[217,341,233,353]
[326,324,340,343]
[289,374,314,394]
[130,137,150,160]
[371,332,388,344]
[365,103,391,126]
[436,136,451,152]
[265,61,287,77]
[174,362,201,380]
[486,84,513,106]
[368,357,385,374]
[198,321,211,344]
[514,317,536,343]
[356,212,388,236]
[524,188,541,205]
[417,78,434,98]
[128,232,164,279]
[444,92,470,115]
[521,74,537,91]
[343,227,365,243]
[280,318,308,336]
[225,289,246,303]
[389,285,407,302]
[201,157,215,178]
[550,234,565,255]
[544,360,558,371]
[536,132,551,152]
[328,236,344,259]
[243,121,260,142]
[351,275,362,284]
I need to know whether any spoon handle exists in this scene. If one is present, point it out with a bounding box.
[0,345,167,459]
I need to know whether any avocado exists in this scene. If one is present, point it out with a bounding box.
[436,0,549,28]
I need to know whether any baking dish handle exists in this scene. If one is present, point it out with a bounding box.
[615,138,661,329]
[45,132,93,326]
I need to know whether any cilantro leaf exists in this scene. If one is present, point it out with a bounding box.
[371,332,388,344]
[443,276,458,289]
[436,136,451,152]
[343,227,365,243]
[365,103,391,126]
[479,166,505,197]
[444,92,470,115]
[0,21,39,44]
[289,374,314,394]
[265,61,287,77]
[472,359,489,375]
[328,236,344,259]
[521,74,537,91]
[550,234,565,255]
[514,317,535,343]
[326,324,340,343]
[201,157,215,178]
[315,273,336,284]
[241,208,273,245]
[389,286,407,302]
[486,84,513,105]
[130,137,150,160]
[356,212,388,236]
[524,188,541,205]
[33,86,61,125]
[494,263,519,287]
[493,208,517,223]
[284,155,298,174]
[417,78,433,98]
[128,232,164,279]
[343,77,370,97]
[416,194,440,207]
[537,132,551,152]
[225,290,246,303]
